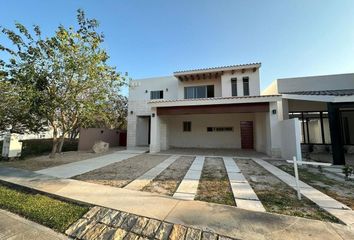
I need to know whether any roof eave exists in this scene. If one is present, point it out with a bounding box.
[173,63,261,76]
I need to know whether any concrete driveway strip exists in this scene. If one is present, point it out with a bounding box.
[124,155,180,191]
[35,151,141,178]
[0,167,353,240]
[0,209,66,240]
[223,157,265,212]
[173,156,204,200]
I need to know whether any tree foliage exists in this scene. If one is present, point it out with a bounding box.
[0,9,127,157]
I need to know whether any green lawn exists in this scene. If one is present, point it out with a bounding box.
[0,183,89,232]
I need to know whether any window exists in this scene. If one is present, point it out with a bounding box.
[184,85,214,99]
[231,78,237,96]
[243,77,250,96]
[207,127,233,132]
[150,90,163,99]
[289,111,331,144]
[183,121,191,132]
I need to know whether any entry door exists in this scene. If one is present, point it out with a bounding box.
[240,121,254,149]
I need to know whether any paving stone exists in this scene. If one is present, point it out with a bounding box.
[168,224,187,240]
[218,236,234,240]
[111,228,129,240]
[94,208,111,221]
[155,222,173,240]
[185,228,202,240]
[141,219,161,238]
[138,237,149,240]
[201,232,217,240]
[100,209,120,225]
[83,206,101,219]
[130,216,150,235]
[76,220,98,239]
[96,226,116,240]
[120,214,138,231]
[82,223,107,240]
[123,232,140,240]
[111,212,129,227]
[65,218,87,236]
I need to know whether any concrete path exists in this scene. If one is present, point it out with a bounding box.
[0,209,66,240]
[0,167,353,240]
[173,156,204,200]
[253,158,354,228]
[124,155,179,191]
[36,151,142,178]
[223,157,265,212]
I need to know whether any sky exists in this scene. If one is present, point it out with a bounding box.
[1,0,354,96]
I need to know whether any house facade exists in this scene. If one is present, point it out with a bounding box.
[127,63,354,165]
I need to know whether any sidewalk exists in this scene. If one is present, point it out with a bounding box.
[0,209,66,240]
[35,149,144,178]
[0,167,353,240]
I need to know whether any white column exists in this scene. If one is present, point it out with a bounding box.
[150,108,161,153]
[221,73,232,97]
[277,99,289,121]
[268,102,281,157]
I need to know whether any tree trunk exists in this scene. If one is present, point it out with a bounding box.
[57,135,65,153]
[50,128,58,158]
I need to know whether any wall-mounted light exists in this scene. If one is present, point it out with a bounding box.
[152,113,155,118]
[166,88,168,92]
[145,90,148,93]
[272,109,277,115]
[130,110,133,115]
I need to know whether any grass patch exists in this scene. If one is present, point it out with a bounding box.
[0,183,88,232]
[256,184,340,223]
[195,157,235,206]
[236,159,341,223]
[278,164,354,209]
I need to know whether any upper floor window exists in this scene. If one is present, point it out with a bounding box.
[150,90,163,99]
[231,78,237,96]
[243,77,250,96]
[184,85,214,99]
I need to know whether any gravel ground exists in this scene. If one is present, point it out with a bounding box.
[73,154,170,188]
[236,159,340,223]
[142,156,195,196]
[0,147,126,171]
[195,157,235,206]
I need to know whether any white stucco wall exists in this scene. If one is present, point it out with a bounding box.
[162,113,267,151]
[279,118,302,161]
[127,76,177,147]
[277,73,354,93]
[220,69,260,97]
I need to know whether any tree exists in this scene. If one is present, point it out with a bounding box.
[0,9,127,157]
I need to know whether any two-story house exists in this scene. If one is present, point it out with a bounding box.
[128,63,354,165]
[127,63,287,158]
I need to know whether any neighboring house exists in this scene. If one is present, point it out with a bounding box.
[127,63,354,165]
[263,73,354,165]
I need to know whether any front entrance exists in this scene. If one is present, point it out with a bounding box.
[240,121,254,149]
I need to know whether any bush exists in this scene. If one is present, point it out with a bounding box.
[21,139,78,158]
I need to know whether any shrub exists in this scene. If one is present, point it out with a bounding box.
[20,139,78,158]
